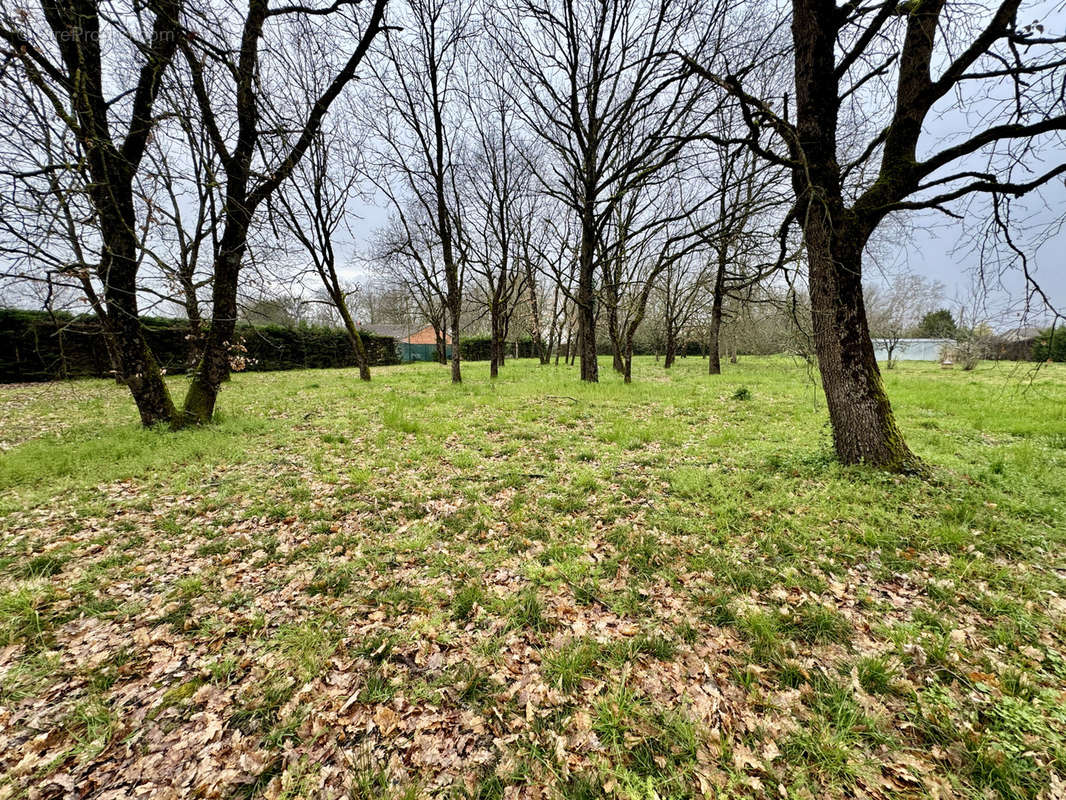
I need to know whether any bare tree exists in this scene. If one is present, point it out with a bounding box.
[275,125,373,380]
[137,75,223,368]
[515,199,581,366]
[656,251,711,368]
[178,0,388,422]
[701,141,790,374]
[513,199,551,364]
[950,282,1003,370]
[687,0,1066,469]
[368,0,470,383]
[500,0,719,382]
[463,69,534,378]
[1,0,185,424]
[371,206,452,364]
[597,168,716,382]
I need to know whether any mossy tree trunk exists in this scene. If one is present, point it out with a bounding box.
[106,250,180,427]
[335,297,371,381]
[100,219,178,427]
[100,215,179,426]
[804,215,918,470]
[789,0,921,471]
[183,222,248,424]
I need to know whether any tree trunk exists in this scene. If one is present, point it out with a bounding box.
[577,212,598,381]
[607,305,625,374]
[664,328,677,369]
[622,331,635,384]
[97,200,179,426]
[708,258,726,375]
[449,302,462,383]
[98,318,126,386]
[490,310,501,379]
[183,220,248,424]
[707,328,721,374]
[498,325,506,367]
[791,0,918,471]
[611,342,624,373]
[185,323,205,375]
[103,332,126,385]
[107,294,177,425]
[336,296,371,381]
[434,325,447,364]
[805,221,918,470]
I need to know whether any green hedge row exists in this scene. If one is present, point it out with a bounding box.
[0,309,399,382]
[592,340,704,357]
[458,336,538,361]
[1033,328,1066,362]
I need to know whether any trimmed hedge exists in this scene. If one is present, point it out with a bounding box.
[0,309,399,382]
[593,338,704,357]
[1033,328,1065,362]
[459,335,538,361]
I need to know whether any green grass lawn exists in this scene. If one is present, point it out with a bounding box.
[1,356,1064,799]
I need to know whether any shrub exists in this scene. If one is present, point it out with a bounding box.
[1032,327,1066,362]
[0,308,399,381]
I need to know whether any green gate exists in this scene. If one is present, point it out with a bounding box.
[397,342,451,363]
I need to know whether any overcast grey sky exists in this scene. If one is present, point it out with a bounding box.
[336,13,1066,331]
[896,195,1065,324]
[338,181,1064,328]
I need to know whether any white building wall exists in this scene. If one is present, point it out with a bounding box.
[872,338,952,362]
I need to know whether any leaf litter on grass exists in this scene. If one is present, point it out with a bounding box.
[0,358,1065,798]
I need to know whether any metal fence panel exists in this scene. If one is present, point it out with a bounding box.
[398,342,451,362]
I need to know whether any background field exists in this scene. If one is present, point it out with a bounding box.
[1,357,1065,799]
